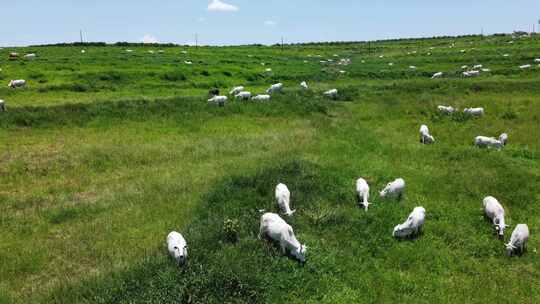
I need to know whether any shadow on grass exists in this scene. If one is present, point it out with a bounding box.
[0,92,332,129]
[45,158,345,304]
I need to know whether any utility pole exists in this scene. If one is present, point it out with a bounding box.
[281,36,284,52]
[195,33,198,49]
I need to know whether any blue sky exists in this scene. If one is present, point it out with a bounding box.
[2,0,540,46]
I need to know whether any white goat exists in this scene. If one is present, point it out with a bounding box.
[323,89,338,99]
[275,183,295,216]
[431,72,443,79]
[266,83,283,94]
[463,107,484,116]
[393,207,426,238]
[259,213,307,262]
[300,81,309,90]
[474,136,504,149]
[229,86,245,95]
[24,53,36,60]
[483,196,509,238]
[380,178,405,200]
[356,178,370,211]
[419,124,435,144]
[519,64,531,69]
[506,224,529,256]
[463,70,480,77]
[235,91,252,100]
[8,79,26,89]
[166,231,188,266]
[252,94,271,102]
[208,95,228,106]
[437,105,455,114]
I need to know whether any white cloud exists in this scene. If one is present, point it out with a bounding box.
[264,20,277,27]
[141,34,158,44]
[207,0,238,12]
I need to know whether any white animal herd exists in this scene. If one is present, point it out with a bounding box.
[205,81,338,106]
[167,171,529,266]
[1,44,533,269]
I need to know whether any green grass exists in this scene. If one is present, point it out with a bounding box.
[1,34,539,303]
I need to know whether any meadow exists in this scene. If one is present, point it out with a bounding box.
[0,34,539,303]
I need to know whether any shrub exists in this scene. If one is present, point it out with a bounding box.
[161,71,187,81]
[451,111,473,122]
[501,109,518,120]
[223,218,240,243]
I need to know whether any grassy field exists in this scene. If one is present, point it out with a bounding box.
[1,34,540,303]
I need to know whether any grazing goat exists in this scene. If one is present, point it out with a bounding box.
[431,72,443,79]
[483,196,509,238]
[438,105,455,114]
[356,178,370,211]
[463,70,480,77]
[266,83,283,94]
[474,136,504,149]
[229,86,244,95]
[323,89,338,99]
[259,213,307,262]
[8,79,26,89]
[419,124,435,144]
[463,107,484,116]
[208,95,228,106]
[393,207,426,238]
[166,231,188,266]
[235,91,252,100]
[506,224,529,256]
[275,183,295,216]
[252,94,271,102]
[380,178,405,201]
